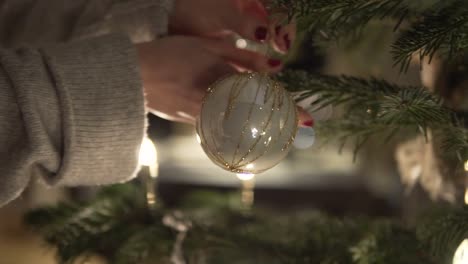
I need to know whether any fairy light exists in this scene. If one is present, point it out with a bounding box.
[453,162,468,264]
[236,38,248,49]
[464,160,468,205]
[236,173,256,210]
[139,137,159,208]
[139,137,158,178]
[453,239,468,264]
[236,173,255,181]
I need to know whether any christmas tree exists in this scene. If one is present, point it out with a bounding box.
[25,1,468,263]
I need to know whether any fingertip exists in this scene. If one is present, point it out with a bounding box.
[297,107,314,127]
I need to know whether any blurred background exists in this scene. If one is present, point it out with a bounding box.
[0,23,451,264]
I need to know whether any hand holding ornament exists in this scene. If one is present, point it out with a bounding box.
[137,0,311,125]
[137,36,283,124]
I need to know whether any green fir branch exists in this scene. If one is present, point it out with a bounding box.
[279,70,468,159]
[416,206,468,263]
[269,0,439,41]
[24,185,468,264]
[392,0,468,72]
[279,70,450,127]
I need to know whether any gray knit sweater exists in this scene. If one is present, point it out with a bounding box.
[0,0,173,206]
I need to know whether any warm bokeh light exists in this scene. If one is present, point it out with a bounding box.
[464,160,468,172]
[236,173,255,181]
[139,137,158,167]
[465,188,468,205]
[453,239,468,264]
[236,38,248,49]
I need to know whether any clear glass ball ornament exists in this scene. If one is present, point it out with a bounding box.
[196,73,298,174]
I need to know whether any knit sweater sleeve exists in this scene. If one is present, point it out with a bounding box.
[0,0,174,206]
[0,0,174,46]
[0,34,146,206]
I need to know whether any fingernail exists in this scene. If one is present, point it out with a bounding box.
[302,120,314,127]
[275,26,281,35]
[268,59,282,67]
[284,34,291,50]
[255,27,268,41]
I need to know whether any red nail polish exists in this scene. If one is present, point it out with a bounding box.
[302,120,314,127]
[268,59,282,67]
[275,26,281,35]
[255,27,268,41]
[284,34,291,50]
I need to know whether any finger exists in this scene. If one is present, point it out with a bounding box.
[201,38,283,73]
[273,21,297,53]
[297,106,314,127]
[223,0,269,42]
[194,61,237,93]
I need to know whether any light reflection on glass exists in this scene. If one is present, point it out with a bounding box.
[251,128,259,138]
[236,173,255,181]
[236,38,248,49]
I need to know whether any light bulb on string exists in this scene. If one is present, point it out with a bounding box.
[465,188,468,206]
[139,137,158,177]
[453,239,468,264]
[236,173,256,211]
[464,160,468,205]
[139,137,159,209]
[453,161,468,264]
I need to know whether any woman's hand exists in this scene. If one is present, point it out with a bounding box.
[136,36,283,124]
[169,0,296,53]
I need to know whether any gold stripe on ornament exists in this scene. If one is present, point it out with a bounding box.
[199,76,236,169]
[234,80,293,169]
[281,90,299,152]
[224,74,245,120]
[232,78,278,168]
[240,81,298,168]
[229,73,264,167]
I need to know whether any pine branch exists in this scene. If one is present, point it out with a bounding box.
[392,0,468,72]
[114,227,174,264]
[25,184,149,264]
[25,186,468,264]
[279,70,468,159]
[269,0,430,40]
[279,70,450,127]
[416,206,468,263]
[351,222,431,264]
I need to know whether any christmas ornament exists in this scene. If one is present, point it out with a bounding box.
[197,73,298,174]
[292,95,330,150]
[293,127,316,149]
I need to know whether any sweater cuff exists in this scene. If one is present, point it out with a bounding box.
[42,34,146,186]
